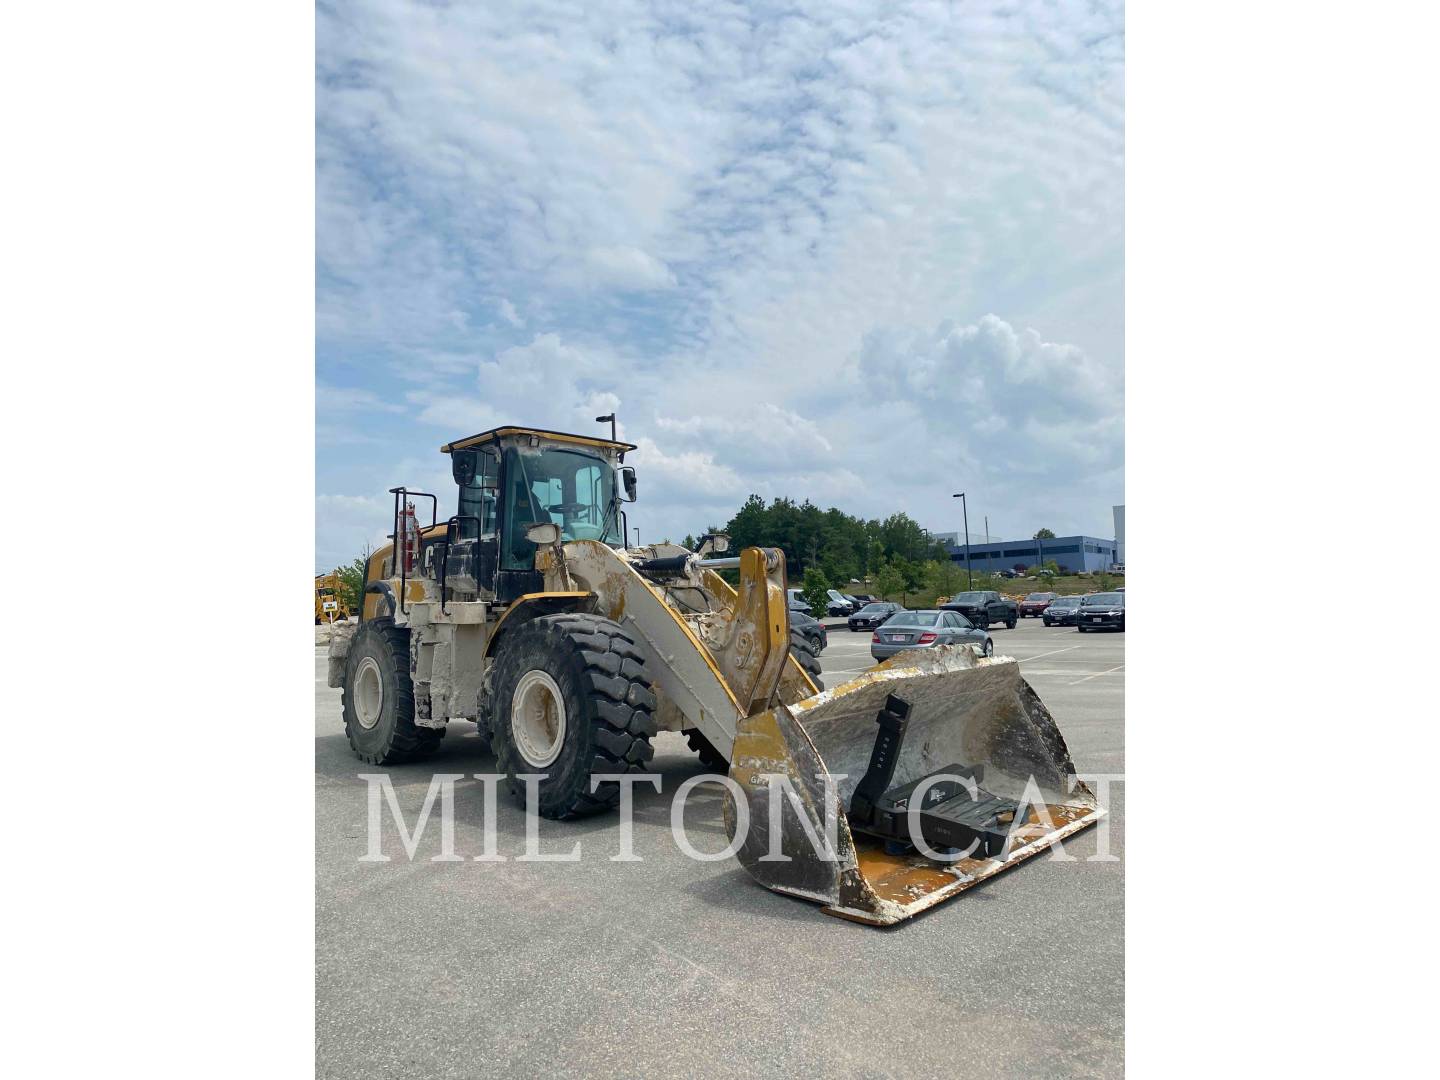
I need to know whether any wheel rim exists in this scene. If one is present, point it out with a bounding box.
[354,656,384,730]
[511,670,567,768]
[984,639,993,656]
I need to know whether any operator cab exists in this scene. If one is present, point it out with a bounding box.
[438,426,637,603]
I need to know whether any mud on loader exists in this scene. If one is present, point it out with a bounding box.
[327,425,1103,925]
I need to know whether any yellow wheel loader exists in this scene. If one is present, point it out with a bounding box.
[315,571,350,624]
[327,425,1102,925]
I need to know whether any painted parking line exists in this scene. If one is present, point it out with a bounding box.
[1009,644,1083,663]
[1070,663,1125,685]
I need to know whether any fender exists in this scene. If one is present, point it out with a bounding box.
[482,591,597,658]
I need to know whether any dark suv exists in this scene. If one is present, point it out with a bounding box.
[939,590,1018,630]
[1076,591,1125,632]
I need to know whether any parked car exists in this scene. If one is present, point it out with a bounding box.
[1018,591,1058,618]
[1042,595,1086,626]
[939,590,1018,630]
[1076,591,1125,632]
[997,568,1019,579]
[790,609,828,653]
[870,609,992,662]
[848,601,903,631]
[851,594,878,606]
[826,589,859,616]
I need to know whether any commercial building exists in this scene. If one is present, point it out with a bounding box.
[943,534,1119,574]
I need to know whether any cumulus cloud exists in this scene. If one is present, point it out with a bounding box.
[859,314,1118,428]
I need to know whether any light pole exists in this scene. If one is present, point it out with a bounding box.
[595,413,617,442]
[952,493,972,589]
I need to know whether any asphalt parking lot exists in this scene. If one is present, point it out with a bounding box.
[315,616,1124,1078]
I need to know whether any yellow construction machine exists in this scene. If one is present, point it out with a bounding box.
[315,571,350,624]
[327,425,1101,925]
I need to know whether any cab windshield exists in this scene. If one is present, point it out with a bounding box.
[502,446,619,568]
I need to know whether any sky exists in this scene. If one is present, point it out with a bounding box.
[316,0,1124,571]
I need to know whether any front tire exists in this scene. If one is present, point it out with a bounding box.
[342,618,443,765]
[491,613,657,819]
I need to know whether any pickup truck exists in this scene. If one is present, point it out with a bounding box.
[939,590,1018,630]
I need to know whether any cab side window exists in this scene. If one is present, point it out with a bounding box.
[457,449,498,540]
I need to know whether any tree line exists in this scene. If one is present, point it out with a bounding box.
[687,494,952,583]
[683,494,976,608]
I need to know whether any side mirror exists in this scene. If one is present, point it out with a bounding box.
[451,449,479,486]
[620,466,637,503]
[526,522,561,546]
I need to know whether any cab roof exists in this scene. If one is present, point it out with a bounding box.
[440,425,637,455]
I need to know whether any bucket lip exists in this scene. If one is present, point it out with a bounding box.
[819,804,1107,926]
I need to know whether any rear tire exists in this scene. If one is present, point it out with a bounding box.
[1006,616,1017,629]
[491,613,657,820]
[982,638,994,657]
[342,618,443,765]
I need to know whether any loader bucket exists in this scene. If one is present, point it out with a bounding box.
[723,646,1103,926]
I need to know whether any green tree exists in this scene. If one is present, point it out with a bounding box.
[926,558,964,602]
[874,563,905,602]
[800,567,831,614]
[1033,528,1056,540]
[682,534,697,551]
[336,546,371,613]
[895,558,926,605]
